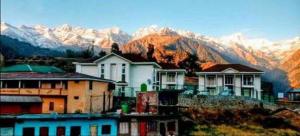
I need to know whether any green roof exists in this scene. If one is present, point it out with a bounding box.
[0,64,64,73]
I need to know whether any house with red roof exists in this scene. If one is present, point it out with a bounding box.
[196,64,264,100]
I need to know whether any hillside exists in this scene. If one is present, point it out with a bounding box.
[0,36,63,59]
[281,49,300,88]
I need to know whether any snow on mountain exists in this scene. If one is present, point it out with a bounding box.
[1,22,132,50]
[1,22,299,63]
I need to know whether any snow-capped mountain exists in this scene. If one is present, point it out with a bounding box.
[1,22,132,50]
[1,22,299,64]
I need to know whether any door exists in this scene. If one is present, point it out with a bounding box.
[110,64,117,81]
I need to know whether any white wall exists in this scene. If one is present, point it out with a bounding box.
[198,75,205,91]
[160,72,185,89]
[130,65,155,91]
[76,65,98,77]
[96,55,130,82]
[254,75,262,100]
[234,75,242,96]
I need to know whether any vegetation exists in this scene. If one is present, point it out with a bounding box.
[190,124,300,136]
[111,43,122,55]
[180,106,300,136]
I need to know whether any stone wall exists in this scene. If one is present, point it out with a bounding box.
[178,95,279,110]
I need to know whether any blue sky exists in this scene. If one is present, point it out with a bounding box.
[1,0,299,40]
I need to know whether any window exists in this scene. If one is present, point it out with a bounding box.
[243,75,254,85]
[121,64,126,81]
[23,127,34,136]
[70,126,81,136]
[100,64,105,78]
[22,81,39,88]
[101,125,111,135]
[225,75,233,85]
[90,125,98,136]
[3,81,19,88]
[49,102,54,111]
[147,121,157,132]
[167,74,176,82]
[89,81,93,90]
[167,121,176,131]
[63,81,68,89]
[51,82,56,89]
[74,96,79,100]
[206,76,216,86]
[56,127,65,136]
[40,127,49,136]
[119,122,129,134]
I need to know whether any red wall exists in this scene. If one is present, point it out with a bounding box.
[0,103,42,114]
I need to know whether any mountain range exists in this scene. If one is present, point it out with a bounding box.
[1,22,300,91]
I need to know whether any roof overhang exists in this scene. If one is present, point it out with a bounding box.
[196,71,265,75]
[72,62,97,66]
[0,77,116,83]
[157,69,186,73]
[132,62,162,68]
[94,53,133,63]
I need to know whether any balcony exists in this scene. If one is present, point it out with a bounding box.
[0,88,68,96]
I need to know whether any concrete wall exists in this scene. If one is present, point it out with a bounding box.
[130,65,155,91]
[75,65,98,77]
[67,81,112,113]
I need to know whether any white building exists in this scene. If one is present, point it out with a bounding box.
[74,53,185,97]
[196,64,264,100]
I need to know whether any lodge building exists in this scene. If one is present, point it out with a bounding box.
[0,64,115,114]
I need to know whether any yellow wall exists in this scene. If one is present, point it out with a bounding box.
[66,80,113,113]
[41,97,65,113]
[1,80,113,114]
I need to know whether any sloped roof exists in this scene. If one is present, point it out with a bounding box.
[0,64,64,73]
[0,96,42,103]
[200,64,263,72]
[0,72,114,83]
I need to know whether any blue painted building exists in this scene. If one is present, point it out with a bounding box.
[1,114,119,136]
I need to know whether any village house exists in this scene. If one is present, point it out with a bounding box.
[196,64,264,100]
[0,64,115,114]
[0,114,119,136]
[73,53,186,97]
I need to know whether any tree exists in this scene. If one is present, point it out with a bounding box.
[98,50,107,58]
[65,49,77,58]
[80,46,94,58]
[111,43,122,55]
[147,44,156,61]
[178,53,200,76]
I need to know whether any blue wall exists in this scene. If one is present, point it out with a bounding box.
[14,119,118,136]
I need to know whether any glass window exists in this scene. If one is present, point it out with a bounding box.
[70,126,81,136]
[119,122,129,134]
[121,64,126,81]
[100,64,105,78]
[40,127,49,136]
[207,76,215,86]
[51,82,56,89]
[167,121,176,131]
[101,125,111,135]
[90,125,98,136]
[148,121,157,132]
[225,75,233,85]
[167,74,176,82]
[243,75,254,85]
[49,102,54,111]
[89,81,93,90]
[56,127,65,136]
[23,127,34,136]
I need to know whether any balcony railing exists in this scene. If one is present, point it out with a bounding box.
[0,88,68,96]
